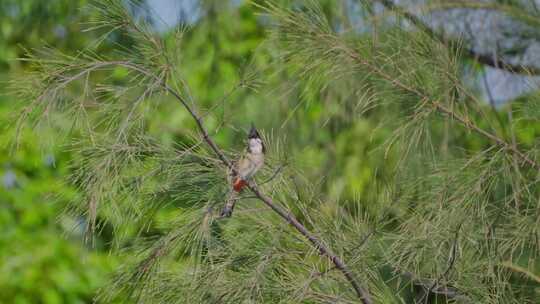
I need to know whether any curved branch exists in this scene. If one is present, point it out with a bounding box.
[247,185,372,303]
[165,87,372,304]
[55,60,370,302]
[108,62,373,303]
[338,46,540,170]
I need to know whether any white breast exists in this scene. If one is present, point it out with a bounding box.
[249,138,263,154]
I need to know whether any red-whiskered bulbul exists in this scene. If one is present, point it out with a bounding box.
[220,125,265,217]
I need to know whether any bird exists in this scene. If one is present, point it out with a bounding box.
[220,125,265,218]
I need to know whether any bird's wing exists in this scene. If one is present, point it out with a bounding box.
[236,155,253,179]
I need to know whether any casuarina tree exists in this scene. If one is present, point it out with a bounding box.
[12,0,539,303]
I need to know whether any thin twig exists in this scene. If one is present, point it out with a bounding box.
[347,230,375,256]
[398,269,470,302]
[339,45,539,170]
[179,99,373,303]
[114,62,373,303]
[419,223,462,303]
[246,184,372,304]
[377,0,540,75]
[259,163,287,185]
[500,261,540,284]
[38,59,372,303]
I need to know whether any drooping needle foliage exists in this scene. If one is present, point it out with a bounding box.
[10,0,540,303]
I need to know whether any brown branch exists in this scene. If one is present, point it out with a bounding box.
[434,102,538,169]
[246,185,372,303]
[338,45,540,170]
[172,102,372,303]
[377,0,540,75]
[123,65,374,303]
[48,59,371,302]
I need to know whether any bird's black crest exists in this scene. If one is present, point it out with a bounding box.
[247,124,265,153]
[248,124,261,139]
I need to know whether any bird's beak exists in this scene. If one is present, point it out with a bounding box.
[248,125,260,139]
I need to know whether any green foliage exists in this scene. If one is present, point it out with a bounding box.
[0,101,117,304]
[0,0,90,71]
[4,0,540,303]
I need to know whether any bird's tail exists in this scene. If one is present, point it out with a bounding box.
[220,188,239,218]
[220,178,247,218]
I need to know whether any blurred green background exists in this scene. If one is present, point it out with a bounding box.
[0,2,116,303]
[1,0,539,303]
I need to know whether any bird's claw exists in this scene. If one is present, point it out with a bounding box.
[219,207,233,218]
